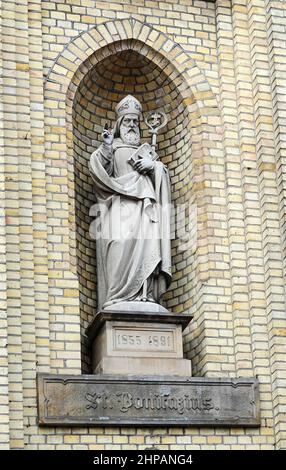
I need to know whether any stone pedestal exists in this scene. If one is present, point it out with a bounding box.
[85,310,193,376]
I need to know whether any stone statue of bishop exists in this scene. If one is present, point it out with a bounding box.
[89,95,172,312]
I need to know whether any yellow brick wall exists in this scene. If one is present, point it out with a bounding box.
[0,0,285,450]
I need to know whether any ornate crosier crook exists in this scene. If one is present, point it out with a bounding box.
[145,110,168,153]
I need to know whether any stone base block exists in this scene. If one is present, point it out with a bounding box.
[86,309,193,376]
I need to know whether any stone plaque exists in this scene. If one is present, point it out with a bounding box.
[37,374,260,427]
[111,322,181,357]
[114,326,175,353]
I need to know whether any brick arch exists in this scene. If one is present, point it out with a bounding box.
[46,18,217,111]
[44,19,223,376]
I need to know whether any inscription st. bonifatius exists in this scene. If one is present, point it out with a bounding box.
[38,375,260,427]
[85,392,217,414]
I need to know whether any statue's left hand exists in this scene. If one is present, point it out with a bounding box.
[133,157,154,174]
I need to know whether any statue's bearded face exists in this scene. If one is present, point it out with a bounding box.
[120,114,140,145]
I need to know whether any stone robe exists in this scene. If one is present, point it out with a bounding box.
[89,138,172,310]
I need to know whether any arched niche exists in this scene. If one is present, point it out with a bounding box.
[45,20,221,376]
[69,41,196,372]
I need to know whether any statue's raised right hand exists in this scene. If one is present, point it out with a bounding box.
[102,123,113,146]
